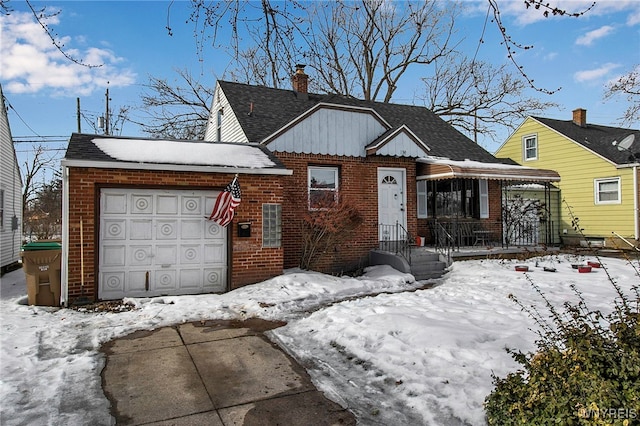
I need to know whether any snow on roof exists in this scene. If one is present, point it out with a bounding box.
[417,157,534,171]
[93,138,276,168]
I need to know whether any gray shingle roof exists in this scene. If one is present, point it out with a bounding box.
[533,116,640,165]
[219,81,498,163]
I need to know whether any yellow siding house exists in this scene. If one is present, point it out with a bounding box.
[496,108,640,249]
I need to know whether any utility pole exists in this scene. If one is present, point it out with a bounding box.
[105,86,110,136]
[76,98,81,133]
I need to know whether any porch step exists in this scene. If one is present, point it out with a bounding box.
[410,248,448,281]
[369,248,448,281]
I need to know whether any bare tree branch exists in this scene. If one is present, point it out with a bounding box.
[24,0,102,68]
[419,54,557,144]
[137,68,213,139]
[604,65,640,127]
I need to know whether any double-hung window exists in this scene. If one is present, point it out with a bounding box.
[308,166,338,209]
[523,135,538,161]
[417,180,428,218]
[595,177,621,204]
[216,109,223,141]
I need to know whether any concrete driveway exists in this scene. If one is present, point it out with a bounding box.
[101,319,356,425]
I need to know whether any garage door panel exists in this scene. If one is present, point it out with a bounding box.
[157,195,179,214]
[102,193,127,214]
[101,272,125,298]
[156,245,177,265]
[181,220,202,239]
[128,271,149,292]
[203,268,225,291]
[180,269,202,289]
[103,219,126,240]
[204,244,224,263]
[180,245,201,264]
[156,270,177,290]
[131,219,153,240]
[99,188,228,300]
[132,194,153,214]
[204,222,224,239]
[102,245,126,266]
[182,196,203,215]
[130,245,153,266]
[156,220,178,240]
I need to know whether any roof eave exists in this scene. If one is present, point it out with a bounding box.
[60,159,293,175]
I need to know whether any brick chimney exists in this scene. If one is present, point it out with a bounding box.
[572,108,587,127]
[292,64,308,97]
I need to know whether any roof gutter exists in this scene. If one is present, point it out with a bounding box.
[60,159,293,175]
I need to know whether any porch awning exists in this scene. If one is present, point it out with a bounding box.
[416,158,560,182]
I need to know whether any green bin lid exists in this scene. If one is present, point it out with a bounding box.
[22,241,62,251]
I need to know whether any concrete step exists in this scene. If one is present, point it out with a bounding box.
[409,256,448,281]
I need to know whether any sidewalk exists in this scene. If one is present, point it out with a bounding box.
[102,319,356,425]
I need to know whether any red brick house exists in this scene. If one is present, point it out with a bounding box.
[60,67,559,305]
[204,66,560,275]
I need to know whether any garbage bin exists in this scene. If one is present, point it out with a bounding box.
[21,240,62,307]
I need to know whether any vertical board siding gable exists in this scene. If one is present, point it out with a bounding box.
[266,108,387,156]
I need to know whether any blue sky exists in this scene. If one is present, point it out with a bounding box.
[1,0,639,175]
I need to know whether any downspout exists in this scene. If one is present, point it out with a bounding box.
[61,165,69,307]
[635,166,639,240]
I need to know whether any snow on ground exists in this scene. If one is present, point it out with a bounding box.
[1,255,638,425]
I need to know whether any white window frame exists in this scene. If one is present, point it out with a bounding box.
[216,109,223,141]
[479,179,489,218]
[594,177,621,205]
[417,180,428,218]
[308,166,339,210]
[523,134,538,161]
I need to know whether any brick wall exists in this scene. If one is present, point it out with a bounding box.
[65,167,284,303]
[274,152,417,274]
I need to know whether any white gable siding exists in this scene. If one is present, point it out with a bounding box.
[376,132,428,157]
[0,86,23,268]
[266,108,387,156]
[204,84,248,143]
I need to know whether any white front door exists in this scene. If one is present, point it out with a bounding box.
[378,168,407,241]
[99,188,227,300]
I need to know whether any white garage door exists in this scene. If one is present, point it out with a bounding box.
[99,188,227,300]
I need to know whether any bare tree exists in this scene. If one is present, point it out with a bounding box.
[303,1,455,102]
[22,145,57,213]
[419,54,557,143]
[604,65,640,127]
[137,69,213,139]
[24,171,62,240]
[184,0,594,97]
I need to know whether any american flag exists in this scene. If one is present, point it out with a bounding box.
[208,176,241,227]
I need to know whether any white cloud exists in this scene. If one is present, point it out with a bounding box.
[574,62,621,82]
[493,0,640,26]
[0,11,136,96]
[575,25,615,46]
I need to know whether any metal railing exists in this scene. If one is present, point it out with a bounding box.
[433,221,454,263]
[379,222,413,265]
